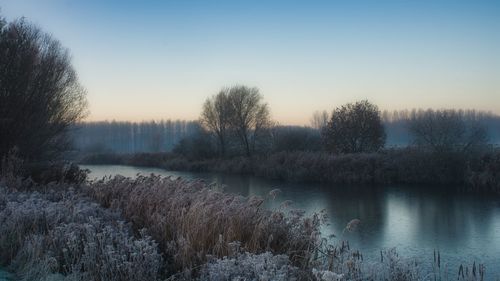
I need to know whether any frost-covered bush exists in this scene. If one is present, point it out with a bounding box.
[309,247,421,281]
[0,183,162,281]
[312,269,345,281]
[196,242,425,281]
[198,252,299,281]
[12,221,161,281]
[0,186,116,263]
[366,248,420,281]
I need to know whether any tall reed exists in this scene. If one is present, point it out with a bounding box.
[89,175,324,275]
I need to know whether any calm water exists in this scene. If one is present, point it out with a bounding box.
[0,269,11,281]
[82,164,500,276]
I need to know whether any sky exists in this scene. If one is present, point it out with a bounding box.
[0,0,499,125]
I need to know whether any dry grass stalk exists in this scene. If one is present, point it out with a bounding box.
[89,175,323,275]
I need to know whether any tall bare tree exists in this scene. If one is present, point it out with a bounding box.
[322,100,386,153]
[250,99,272,154]
[200,89,231,156]
[200,86,271,157]
[0,18,88,161]
[226,86,271,156]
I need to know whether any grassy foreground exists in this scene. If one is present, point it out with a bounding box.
[0,170,493,280]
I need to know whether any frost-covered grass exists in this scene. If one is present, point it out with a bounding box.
[198,251,299,281]
[0,182,162,281]
[0,173,496,280]
[89,175,325,276]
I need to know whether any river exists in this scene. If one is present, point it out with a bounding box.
[82,164,500,277]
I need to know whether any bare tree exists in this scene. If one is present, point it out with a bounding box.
[0,18,88,161]
[250,99,272,153]
[200,89,231,156]
[322,100,386,153]
[310,110,329,130]
[227,86,271,156]
[407,109,488,153]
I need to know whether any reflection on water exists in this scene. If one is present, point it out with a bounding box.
[82,165,500,275]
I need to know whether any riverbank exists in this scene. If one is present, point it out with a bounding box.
[0,176,310,280]
[80,148,500,193]
[0,174,492,280]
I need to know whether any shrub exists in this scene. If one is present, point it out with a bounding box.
[198,252,299,281]
[24,162,88,184]
[12,221,161,281]
[465,150,500,193]
[0,182,162,281]
[2,147,88,185]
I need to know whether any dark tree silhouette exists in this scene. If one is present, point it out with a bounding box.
[200,89,232,156]
[0,17,88,161]
[322,100,386,153]
[200,86,271,157]
[226,86,271,156]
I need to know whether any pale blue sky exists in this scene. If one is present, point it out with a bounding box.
[1,0,499,124]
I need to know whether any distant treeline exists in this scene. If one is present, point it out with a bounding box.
[72,109,500,155]
[71,120,199,154]
[382,109,500,146]
[78,105,500,192]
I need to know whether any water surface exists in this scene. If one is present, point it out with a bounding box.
[0,269,12,281]
[82,164,500,276]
